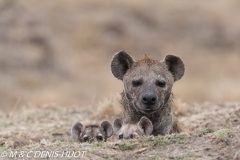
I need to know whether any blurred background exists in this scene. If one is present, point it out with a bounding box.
[0,0,240,112]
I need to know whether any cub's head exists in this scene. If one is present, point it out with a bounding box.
[113,116,153,139]
[71,121,113,143]
[111,51,185,114]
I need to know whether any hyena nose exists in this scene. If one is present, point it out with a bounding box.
[142,93,157,105]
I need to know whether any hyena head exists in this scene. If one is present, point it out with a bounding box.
[111,51,185,114]
[71,121,113,143]
[113,116,153,139]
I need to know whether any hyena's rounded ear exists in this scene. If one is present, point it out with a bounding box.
[137,116,153,136]
[71,122,84,139]
[113,117,123,134]
[111,50,135,80]
[101,121,113,138]
[163,55,185,81]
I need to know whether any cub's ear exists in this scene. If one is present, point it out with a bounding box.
[100,121,113,138]
[137,116,153,135]
[113,117,123,134]
[111,50,135,80]
[163,55,185,81]
[71,122,84,139]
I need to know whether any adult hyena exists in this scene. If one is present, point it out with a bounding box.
[111,51,187,136]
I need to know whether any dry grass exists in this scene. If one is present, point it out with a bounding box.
[0,1,240,158]
[92,95,122,121]
[171,100,189,117]
[0,100,240,159]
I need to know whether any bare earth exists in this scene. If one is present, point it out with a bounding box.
[0,99,239,160]
[1,1,240,160]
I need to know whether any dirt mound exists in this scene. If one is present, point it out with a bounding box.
[0,101,239,159]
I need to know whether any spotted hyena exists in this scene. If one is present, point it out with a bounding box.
[71,121,113,143]
[113,116,153,140]
[111,51,187,136]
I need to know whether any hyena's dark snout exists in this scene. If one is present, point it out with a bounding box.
[139,92,163,113]
[141,93,157,105]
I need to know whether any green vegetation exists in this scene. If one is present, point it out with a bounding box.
[55,140,65,147]
[1,101,239,159]
[154,135,168,146]
[169,153,202,160]
[137,135,154,143]
[91,141,104,148]
[197,128,213,136]
[117,141,135,151]
[117,143,134,151]
[154,133,186,146]
[169,155,185,160]
[207,153,214,157]
[216,129,230,139]
[169,133,186,144]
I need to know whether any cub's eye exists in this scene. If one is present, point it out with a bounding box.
[132,80,142,87]
[119,134,123,139]
[83,137,88,142]
[97,135,103,141]
[156,80,166,87]
[130,134,133,139]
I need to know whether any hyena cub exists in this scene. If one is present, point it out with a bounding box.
[111,51,187,136]
[71,121,113,143]
[113,116,153,140]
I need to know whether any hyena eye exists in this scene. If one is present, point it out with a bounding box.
[156,80,166,87]
[83,136,89,142]
[119,134,123,139]
[132,80,142,87]
[97,135,103,141]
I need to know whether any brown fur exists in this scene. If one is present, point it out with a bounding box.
[71,121,113,143]
[137,54,159,63]
[113,116,153,139]
[111,51,187,135]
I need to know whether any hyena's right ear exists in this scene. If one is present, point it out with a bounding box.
[113,117,123,133]
[71,122,84,139]
[100,121,113,138]
[111,50,135,80]
[137,116,153,136]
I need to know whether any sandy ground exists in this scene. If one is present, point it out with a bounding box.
[0,1,240,160]
[0,99,239,160]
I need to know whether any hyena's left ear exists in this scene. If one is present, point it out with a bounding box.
[71,122,84,139]
[163,55,185,81]
[101,121,113,138]
[111,50,135,80]
[113,117,123,134]
[137,116,153,135]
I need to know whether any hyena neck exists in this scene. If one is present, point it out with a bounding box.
[121,91,174,125]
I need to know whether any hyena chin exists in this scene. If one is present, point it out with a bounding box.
[113,116,153,140]
[71,121,113,143]
[111,51,188,135]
